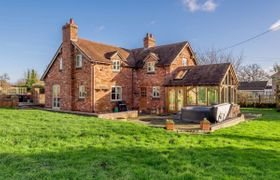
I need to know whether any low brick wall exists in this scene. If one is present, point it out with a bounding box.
[211,114,245,132]
[98,111,138,120]
[0,95,19,108]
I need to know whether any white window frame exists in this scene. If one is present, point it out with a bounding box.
[76,54,83,68]
[147,62,155,73]
[182,58,187,66]
[79,85,86,99]
[59,58,63,70]
[111,86,122,101]
[112,60,121,72]
[152,86,160,98]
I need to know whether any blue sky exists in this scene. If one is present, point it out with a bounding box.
[0,0,280,82]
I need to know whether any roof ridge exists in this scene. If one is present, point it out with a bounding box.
[78,38,130,51]
[131,41,188,51]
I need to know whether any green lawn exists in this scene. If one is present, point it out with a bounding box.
[0,108,279,179]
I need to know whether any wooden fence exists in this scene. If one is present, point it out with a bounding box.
[238,94,276,107]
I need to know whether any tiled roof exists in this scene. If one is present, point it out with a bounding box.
[238,81,268,91]
[73,39,193,68]
[166,63,231,86]
[73,39,133,65]
[131,41,189,68]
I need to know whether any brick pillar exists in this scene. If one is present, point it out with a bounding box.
[60,19,79,110]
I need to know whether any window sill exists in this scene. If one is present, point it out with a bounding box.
[76,67,82,70]
[111,99,122,102]
[152,97,160,100]
[147,72,156,74]
[78,98,85,101]
[112,70,121,73]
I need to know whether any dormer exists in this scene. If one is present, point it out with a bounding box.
[107,51,127,73]
[144,52,159,74]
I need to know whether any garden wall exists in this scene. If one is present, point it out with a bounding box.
[98,111,138,120]
[0,95,19,108]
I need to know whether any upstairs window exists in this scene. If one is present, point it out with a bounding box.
[76,54,83,68]
[79,85,86,99]
[152,86,160,98]
[59,58,63,70]
[147,62,155,73]
[182,58,187,66]
[112,60,121,72]
[111,86,122,101]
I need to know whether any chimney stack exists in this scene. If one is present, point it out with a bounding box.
[62,18,78,42]
[144,33,156,48]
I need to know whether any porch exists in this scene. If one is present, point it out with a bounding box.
[165,63,238,113]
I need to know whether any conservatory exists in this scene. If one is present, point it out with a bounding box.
[165,63,238,113]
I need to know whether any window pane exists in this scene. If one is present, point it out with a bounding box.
[197,87,206,105]
[187,88,197,105]
[208,87,218,105]
[169,89,176,111]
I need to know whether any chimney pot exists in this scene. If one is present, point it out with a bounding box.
[144,33,156,48]
[70,18,74,24]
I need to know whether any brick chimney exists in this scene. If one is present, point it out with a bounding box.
[62,18,78,42]
[144,33,156,48]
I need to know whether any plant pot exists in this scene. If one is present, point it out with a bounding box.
[166,122,175,131]
[200,121,211,131]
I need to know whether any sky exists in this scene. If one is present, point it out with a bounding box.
[0,0,279,82]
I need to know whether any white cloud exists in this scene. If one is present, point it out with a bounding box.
[182,0,200,12]
[270,19,280,31]
[182,0,218,12]
[97,25,105,31]
[202,0,218,12]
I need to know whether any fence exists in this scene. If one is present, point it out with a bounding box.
[238,94,276,108]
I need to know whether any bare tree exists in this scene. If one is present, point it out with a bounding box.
[272,63,280,73]
[238,64,270,81]
[0,73,10,82]
[196,48,243,73]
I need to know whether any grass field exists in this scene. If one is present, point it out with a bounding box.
[0,108,279,179]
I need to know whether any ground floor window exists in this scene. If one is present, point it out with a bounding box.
[79,85,86,99]
[111,86,122,101]
[52,85,60,109]
[152,86,160,98]
[140,87,147,97]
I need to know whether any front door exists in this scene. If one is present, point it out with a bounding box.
[52,85,60,109]
[139,87,147,112]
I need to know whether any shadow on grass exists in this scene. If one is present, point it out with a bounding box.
[0,146,279,179]
[211,134,280,143]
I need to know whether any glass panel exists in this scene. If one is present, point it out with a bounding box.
[224,87,228,103]
[197,87,206,105]
[187,88,197,105]
[208,87,218,105]
[169,89,176,111]
[177,89,184,110]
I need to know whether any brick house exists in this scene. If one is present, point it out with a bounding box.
[42,19,238,113]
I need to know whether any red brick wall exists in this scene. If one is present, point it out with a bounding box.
[71,49,93,112]
[45,47,73,110]
[133,56,166,113]
[93,58,133,113]
[45,22,196,113]
[133,46,196,113]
